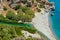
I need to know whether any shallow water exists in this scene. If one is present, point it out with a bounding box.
[49,0,60,40]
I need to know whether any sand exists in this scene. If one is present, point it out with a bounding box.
[32,8,56,40]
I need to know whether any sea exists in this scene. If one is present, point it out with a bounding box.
[49,0,60,40]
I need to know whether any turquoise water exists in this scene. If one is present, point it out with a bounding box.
[49,0,60,40]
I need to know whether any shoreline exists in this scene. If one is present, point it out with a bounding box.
[48,11,57,40]
[32,8,56,40]
[49,11,58,40]
[48,0,57,40]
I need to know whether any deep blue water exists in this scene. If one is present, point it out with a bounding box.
[49,0,60,40]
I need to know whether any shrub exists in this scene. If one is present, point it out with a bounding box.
[17,6,35,22]
[21,6,30,13]
[24,9,35,18]
[6,10,16,20]
[14,5,21,10]
[37,8,41,12]
[3,6,7,11]
[32,0,34,3]
[39,4,44,8]
[5,6,35,23]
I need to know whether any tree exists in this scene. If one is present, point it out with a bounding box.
[17,9,24,14]
[32,0,34,3]
[0,14,4,18]
[16,9,24,21]
[22,6,30,13]
[14,5,21,10]
[21,14,32,22]
[37,8,41,12]
[6,10,16,20]
[24,9,35,18]
[3,6,7,11]
[17,6,35,22]
[6,6,35,23]
[39,4,44,8]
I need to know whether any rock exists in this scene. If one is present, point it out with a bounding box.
[51,13,54,16]
[49,7,54,11]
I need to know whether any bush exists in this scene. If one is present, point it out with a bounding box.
[37,8,41,12]
[24,9,35,18]
[6,10,16,20]
[5,6,35,23]
[20,14,32,22]
[39,4,44,8]
[14,5,21,10]
[21,6,30,13]
[0,23,37,40]
[32,0,34,3]
[0,17,17,24]
[15,27,23,36]
[3,6,7,11]
[17,6,35,22]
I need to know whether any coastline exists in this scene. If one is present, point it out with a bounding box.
[32,8,56,40]
[48,0,58,39]
[49,11,57,40]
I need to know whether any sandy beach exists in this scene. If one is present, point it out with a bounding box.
[32,9,56,40]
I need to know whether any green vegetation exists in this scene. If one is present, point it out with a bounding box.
[21,6,30,13]
[14,5,21,10]
[0,14,44,40]
[3,6,7,11]
[0,25,16,40]
[0,23,36,40]
[6,10,16,20]
[32,0,34,3]
[21,6,35,18]
[0,14,17,24]
[6,6,35,23]
[0,14,36,34]
[37,8,41,12]
[39,4,44,8]
[0,0,50,40]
